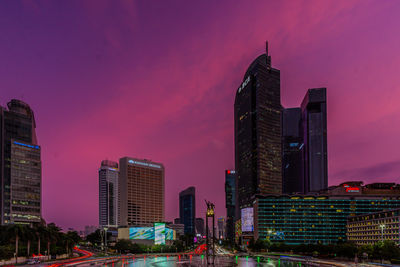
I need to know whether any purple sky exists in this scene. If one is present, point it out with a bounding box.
[1,0,400,230]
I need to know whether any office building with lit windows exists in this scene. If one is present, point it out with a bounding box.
[234,42,282,213]
[253,182,400,244]
[119,157,164,226]
[99,160,119,227]
[0,99,41,225]
[347,208,400,245]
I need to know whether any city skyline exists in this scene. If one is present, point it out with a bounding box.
[1,1,400,230]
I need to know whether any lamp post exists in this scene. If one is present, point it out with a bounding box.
[379,224,386,242]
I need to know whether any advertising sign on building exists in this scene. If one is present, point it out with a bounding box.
[154,222,166,245]
[241,207,254,232]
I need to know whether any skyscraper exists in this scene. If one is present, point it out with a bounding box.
[99,160,119,227]
[179,186,195,235]
[282,108,303,194]
[301,88,327,193]
[0,99,41,225]
[234,42,282,211]
[225,170,236,242]
[119,157,164,226]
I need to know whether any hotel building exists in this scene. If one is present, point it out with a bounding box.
[119,157,164,226]
[253,182,400,244]
[347,208,400,245]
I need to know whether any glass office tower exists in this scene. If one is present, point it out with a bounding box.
[0,99,41,225]
[282,108,303,194]
[234,42,282,213]
[225,170,236,242]
[99,160,119,227]
[301,88,327,193]
[179,186,195,235]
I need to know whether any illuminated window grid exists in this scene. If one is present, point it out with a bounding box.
[347,209,400,245]
[126,165,164,226]
[254,196,400,245]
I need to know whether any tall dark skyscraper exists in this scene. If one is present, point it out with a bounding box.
[282,108,303,194]
[99,160,119,227]
[282,88,328,194]
[301,88,327,193]
[179,186,195,235]
[0,99,41,225]
[225,170,236,242]
[234,42,282,211]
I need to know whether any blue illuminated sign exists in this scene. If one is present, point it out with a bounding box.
[13,141,39,150]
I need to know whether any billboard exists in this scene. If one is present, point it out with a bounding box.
[129,227,153,240]
[128,225,174,242]
[165,228,174,240]
[154,223,166,245]
[241,207,254,232]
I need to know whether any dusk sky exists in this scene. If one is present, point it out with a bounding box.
[1,0,400,230]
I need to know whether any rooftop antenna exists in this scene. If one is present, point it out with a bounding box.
[266,41,271,69]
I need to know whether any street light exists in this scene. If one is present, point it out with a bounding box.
[379,224,386,242]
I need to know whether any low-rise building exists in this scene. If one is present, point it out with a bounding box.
[252,182,400,245]
[347,208,400,245]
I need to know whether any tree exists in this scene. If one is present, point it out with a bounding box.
[6,224,26,263]
[381,240,400,261]
[25,226,36,257]
[34,224,47,255]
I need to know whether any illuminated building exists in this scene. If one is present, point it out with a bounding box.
[234,42,282,213]
[225,170,236,242]
[119,157,164,226]
[0,99,41,225]
[179,186,195,234]
[99,160,119,227]
[118,223,176,245]
[347,208,400,245]
[254,182,400,244]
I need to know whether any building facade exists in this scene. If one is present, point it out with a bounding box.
[195,217,205,236]
[119,157,164,226]
[301,88,327,193]
[99,160,119,227]
[0,99,41,225]
[225,170,236,242]
[179,186,195,235]
[234,42,282,214]
[253,182,400,244]
[347,208,400,245]
[282,108,303,194]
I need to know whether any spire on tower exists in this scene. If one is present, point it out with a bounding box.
[266,41,271,68]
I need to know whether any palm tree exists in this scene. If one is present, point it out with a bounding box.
[35,224,46,255]
[7,224,26,263]
[46,223,61,259]
[25,226,36,257]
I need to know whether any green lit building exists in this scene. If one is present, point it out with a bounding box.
[253,182,400,244]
